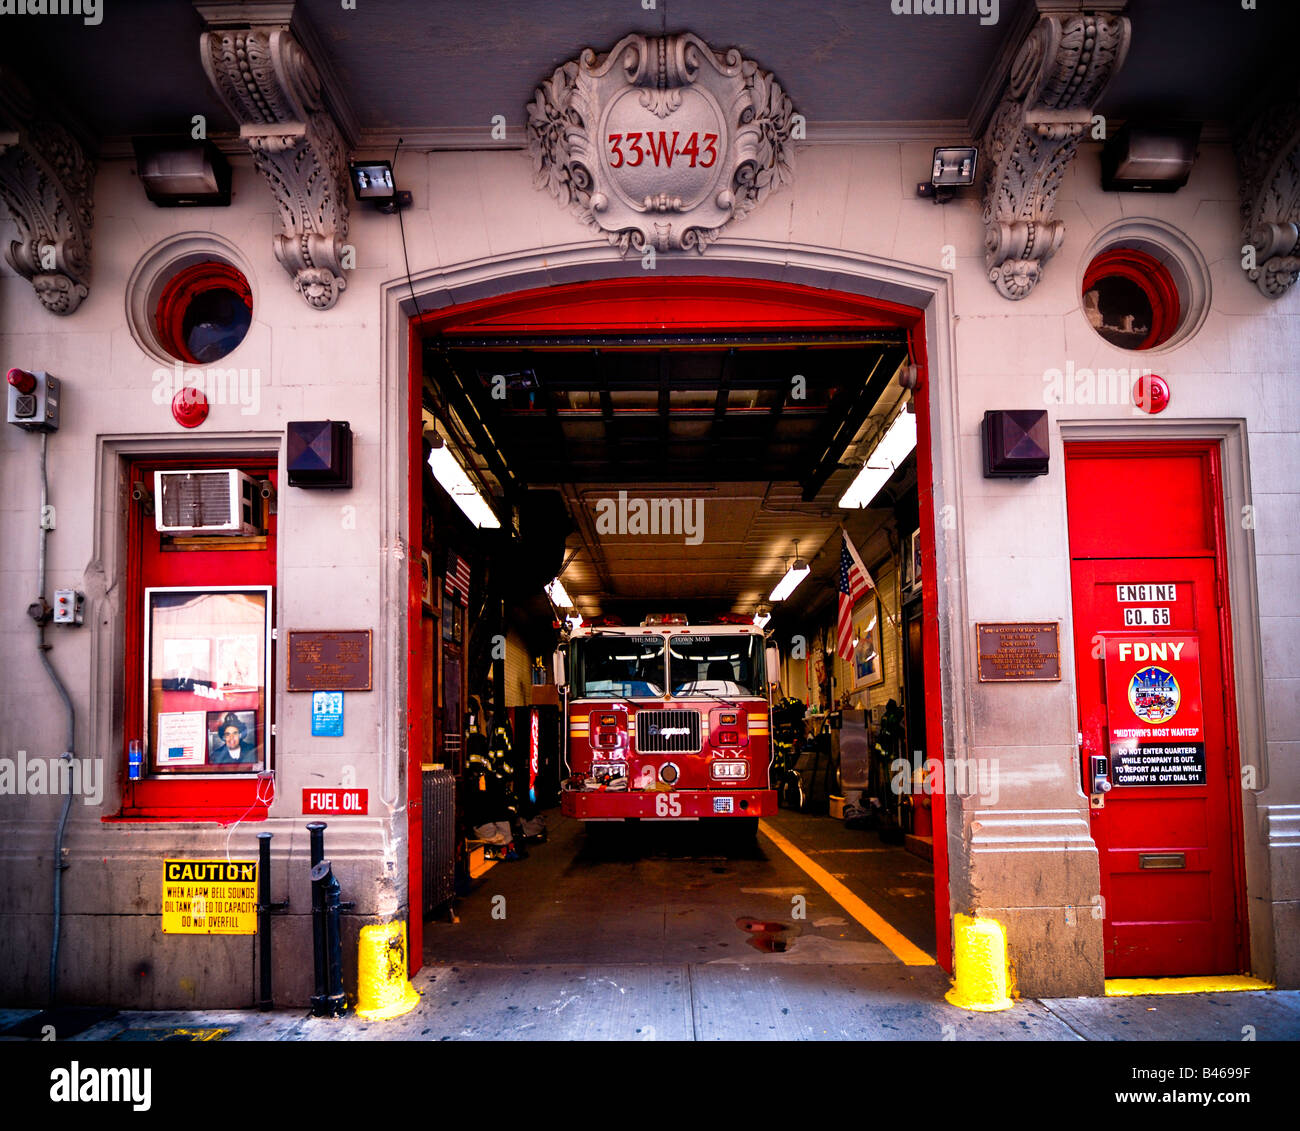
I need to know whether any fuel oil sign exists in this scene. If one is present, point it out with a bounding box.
[161,859,257,934]
[1103,636,1206,786]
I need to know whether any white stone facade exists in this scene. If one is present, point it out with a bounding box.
[1,120,1296,1004]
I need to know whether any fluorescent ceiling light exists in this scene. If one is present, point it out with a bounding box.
[427,435,500,528]
[768,558,811,602]
[753,610,771,628]
[839,410,917,509]
[545,577,573,608]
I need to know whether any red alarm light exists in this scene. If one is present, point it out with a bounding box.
[7,368,37,395]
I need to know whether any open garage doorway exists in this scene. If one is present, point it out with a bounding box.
[404,276,951,985]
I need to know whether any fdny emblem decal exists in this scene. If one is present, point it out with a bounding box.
[1127,665,1181,724]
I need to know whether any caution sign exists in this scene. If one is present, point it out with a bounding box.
[162,859,257,934]
[1104,635,1206,786]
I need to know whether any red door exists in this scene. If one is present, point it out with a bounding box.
[1066,443,1246,977]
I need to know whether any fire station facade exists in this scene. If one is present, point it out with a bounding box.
[0,0,1297,1009]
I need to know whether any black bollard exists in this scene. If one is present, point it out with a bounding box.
[255,833,289,1010]
[307,822,329,1015]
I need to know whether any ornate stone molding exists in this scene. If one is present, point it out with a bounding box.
[0,67,95,316]
[197,8,350,308]
[980,11,1130,300]
[527,32,797,254]
[1235,89,1300,299]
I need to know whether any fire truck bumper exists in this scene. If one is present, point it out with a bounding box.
[561,789,778,819]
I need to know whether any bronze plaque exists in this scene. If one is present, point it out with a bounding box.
[287,630,372,692]
[976,622,1061,682]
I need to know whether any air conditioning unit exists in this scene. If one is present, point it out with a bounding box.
[153,469,261,535]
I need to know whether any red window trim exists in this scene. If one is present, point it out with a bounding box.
[154,261,253,365]
[107,453,276,825]
[1082,247,1180,351]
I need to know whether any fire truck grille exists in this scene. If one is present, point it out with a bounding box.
[636,710,701,754]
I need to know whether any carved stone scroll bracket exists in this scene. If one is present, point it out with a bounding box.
[1236,90,1300,299]
[0,67,95,316]
[980,11,1131,300]
[197,8,350,309]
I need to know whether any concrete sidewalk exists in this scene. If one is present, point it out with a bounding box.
[3,964,1297,1041]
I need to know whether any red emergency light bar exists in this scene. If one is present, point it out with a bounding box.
[642,613,688,626]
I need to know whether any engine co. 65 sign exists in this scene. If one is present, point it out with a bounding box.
[528,32,798,254]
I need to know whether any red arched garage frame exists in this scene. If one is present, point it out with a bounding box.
[406,276,951,973]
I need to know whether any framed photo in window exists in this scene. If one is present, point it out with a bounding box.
[144,586,272,774]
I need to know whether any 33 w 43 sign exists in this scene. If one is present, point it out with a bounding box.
[529,32,797,254]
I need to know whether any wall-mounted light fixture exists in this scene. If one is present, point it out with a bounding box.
[839,410,917,509]
[348,159,412,213]
[768,541,810,602]
[133,137,232,207]
[917,145,978,203]
[1101,123,1200,193]
[426,431,500,528]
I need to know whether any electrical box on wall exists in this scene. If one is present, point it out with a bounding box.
[287,420,353,488]
[52,589,84,625]
[6,368,60,431]
[153,469,262,535]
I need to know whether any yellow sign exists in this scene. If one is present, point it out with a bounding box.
[161,859,257,934]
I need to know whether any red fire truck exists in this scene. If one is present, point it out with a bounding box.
[555,614,780,830]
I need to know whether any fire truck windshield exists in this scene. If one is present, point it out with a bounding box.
[571,634,666,699]
[669,634,765,697]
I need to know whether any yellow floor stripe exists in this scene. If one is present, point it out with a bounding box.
[1105,975,1274,997]
[759,819,935,966]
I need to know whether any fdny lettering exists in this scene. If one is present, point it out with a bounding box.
[1117,584,1176,602]
[607,131,718,169]
[1117,641,1185,663]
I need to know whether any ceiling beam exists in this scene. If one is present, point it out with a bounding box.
[800,346,907,502]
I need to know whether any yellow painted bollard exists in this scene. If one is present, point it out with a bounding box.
[944,913,1013,1012]
[356,920,421,1021]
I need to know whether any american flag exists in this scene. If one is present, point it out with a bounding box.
[837,530,874,662]
[445,550,471,604]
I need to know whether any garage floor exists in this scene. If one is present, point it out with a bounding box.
[425,809,936,967]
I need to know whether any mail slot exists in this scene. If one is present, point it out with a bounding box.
[1139,852,1185,870]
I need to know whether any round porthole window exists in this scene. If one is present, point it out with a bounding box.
[126,234,258,367]
[155,261,253,363]
[1077,220,1211,354]
[1082,248,1179,351]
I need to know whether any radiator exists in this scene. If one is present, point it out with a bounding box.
[422,768,456,913]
